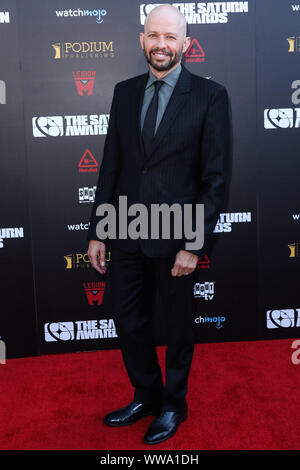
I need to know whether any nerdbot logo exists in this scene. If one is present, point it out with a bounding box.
[44,319,117,342]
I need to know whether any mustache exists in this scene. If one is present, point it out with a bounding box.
[150,48,172,56]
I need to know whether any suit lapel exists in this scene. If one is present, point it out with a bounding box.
[132,65,192,167]
[133,72,149,166]
[143,64,192,164]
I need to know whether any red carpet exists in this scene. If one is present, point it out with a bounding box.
[0,339,299,450]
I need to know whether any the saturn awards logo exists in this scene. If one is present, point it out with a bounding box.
[44,319,117,341]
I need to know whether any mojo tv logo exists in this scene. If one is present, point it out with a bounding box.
[73,71,96,96]
[52,40,114,59]
[44,319,117,342]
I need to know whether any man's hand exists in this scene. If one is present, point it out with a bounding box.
[88,240,107,275]
[171,250,198,277]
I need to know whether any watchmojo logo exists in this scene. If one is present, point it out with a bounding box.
[52,40,114,59]
[55,8,107,24]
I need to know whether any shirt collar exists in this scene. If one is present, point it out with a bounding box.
[145,63,182,90]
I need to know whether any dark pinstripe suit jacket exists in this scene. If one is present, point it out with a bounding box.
[88,64,231,258]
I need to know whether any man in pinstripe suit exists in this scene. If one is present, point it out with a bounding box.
[88,4,230,444]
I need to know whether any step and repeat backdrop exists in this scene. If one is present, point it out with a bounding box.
[0,0,299,358]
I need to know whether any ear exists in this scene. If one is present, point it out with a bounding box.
[182,36,191,54]
[139,32,145,50]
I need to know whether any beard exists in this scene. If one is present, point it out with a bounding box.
[143,47,182,72]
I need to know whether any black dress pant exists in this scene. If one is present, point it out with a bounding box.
[109,245,197,412]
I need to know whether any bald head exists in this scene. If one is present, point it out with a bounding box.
[144,4,187,38]
[139,4,190,76]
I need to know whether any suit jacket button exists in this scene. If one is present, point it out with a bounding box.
[141,167,148,173]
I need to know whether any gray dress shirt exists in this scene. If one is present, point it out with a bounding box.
[140,64,182,134]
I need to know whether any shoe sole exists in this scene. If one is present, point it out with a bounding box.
[143,411,188,445]
[104,409,160,427]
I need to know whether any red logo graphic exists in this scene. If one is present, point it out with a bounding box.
[73,71,96,96]
[197,254,210,269]
[185,39,205,63]
[84,281,106,306]
[78,149,98,173]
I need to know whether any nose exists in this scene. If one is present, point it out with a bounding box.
[155,34,167,49]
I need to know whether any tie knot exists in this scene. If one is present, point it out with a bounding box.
[154,80,164,92]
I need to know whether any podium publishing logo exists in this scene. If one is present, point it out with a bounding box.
[287,36,300,52]
[52,41,114,59]
[288,242,300,258]
[184,38,205,63]
[78,149,98,173]
[64,251,111,269]
[64,253,91,270]
[73,71,96,96]
[267,309,300,329]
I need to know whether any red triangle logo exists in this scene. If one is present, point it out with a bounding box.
[78,149,98,169]
[197,254,210,268]
[185,38,205,58]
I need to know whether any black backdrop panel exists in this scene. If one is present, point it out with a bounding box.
[0,0,299,357]
[0,0,36,358]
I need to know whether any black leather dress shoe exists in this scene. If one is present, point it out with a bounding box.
[104,401,160,427]
[144,404,188,444]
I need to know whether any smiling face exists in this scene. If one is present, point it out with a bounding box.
[139,6,190,75]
